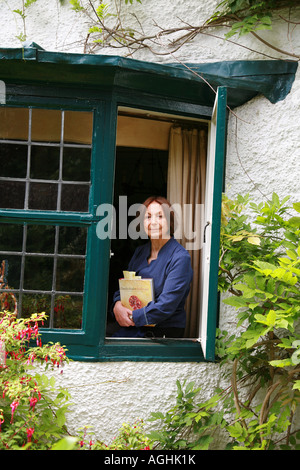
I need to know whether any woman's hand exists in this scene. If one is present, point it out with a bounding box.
[113,301,135,327]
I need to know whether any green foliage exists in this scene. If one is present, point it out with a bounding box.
[70,0,140,12]
[92,420,152,450]
[149,193,300,450]
[9,0,300,59]
[0,310,152,450]
[0,311,72,450]
[68,0,141,46]
[61,420,152,450]
[217,193,300,449]
[69,0,85,12]
[208,0,299,39]
[148,380,226,450]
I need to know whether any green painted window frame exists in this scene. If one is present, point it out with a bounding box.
[0,93,108,360]
[0,83,227,363]
[101,88,228,363]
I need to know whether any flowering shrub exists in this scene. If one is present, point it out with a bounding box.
[0,310,71,450]
[0,310,152,451]
[78,420,153,450]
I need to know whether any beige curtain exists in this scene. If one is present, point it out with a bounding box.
[167,126,207,337]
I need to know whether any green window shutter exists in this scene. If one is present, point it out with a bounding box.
[199,87,227,361]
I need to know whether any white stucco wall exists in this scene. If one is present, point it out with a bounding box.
[0,0,299,448]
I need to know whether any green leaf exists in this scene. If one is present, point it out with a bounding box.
[270,358,292,368]
[254,310,276,327]
[55,407,67,427]
[254,260,276,271]
[49,376,56,387]
[293,202,300,213]
[288,217,300,227]
[292,380,300,391]
[266,278,276,294]
[234,283,256,298]
[89,26,102,34]
[150,411,165,420]
[69,0,85,11]
[223,296,248,308]
[248,236,261,245]
[286,249,297,261]
[191,434,213,450]
[24,0,38,7]
[272,192,280,207]
[51,436,78,450]
[242,326,268,349]
[243,273,256,289]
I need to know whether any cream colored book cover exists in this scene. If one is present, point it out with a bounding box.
[119,271,155,326]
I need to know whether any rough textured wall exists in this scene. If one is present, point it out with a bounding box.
[0,0,299,447]
[50,360,222,442]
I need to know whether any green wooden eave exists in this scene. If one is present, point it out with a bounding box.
[0,44,297,108]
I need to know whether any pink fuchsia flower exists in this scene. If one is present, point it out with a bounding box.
[10,400,19,423]
[26,352,36,365]
[29,396,38,409]
[89,440,94,449]
[26,427,34,443]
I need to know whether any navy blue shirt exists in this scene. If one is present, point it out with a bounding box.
[113,237,193,332]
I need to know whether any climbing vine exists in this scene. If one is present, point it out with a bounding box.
[6,0,300,60]
[209,0,298,38]
[67,0,300,59]
[208,0,300,60]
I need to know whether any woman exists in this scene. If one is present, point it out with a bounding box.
[112,196,193,338]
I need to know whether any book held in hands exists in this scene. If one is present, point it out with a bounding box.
[119,271,155,326]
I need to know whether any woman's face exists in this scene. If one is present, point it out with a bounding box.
[143,202,170,240]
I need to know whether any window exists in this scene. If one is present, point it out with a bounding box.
[1,48,294,361]
[102,90,226,361]
[0,105,98,357]
[1,223,87,329]
[0,96,226,362]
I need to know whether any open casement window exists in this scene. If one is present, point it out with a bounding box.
[105,88,227,361]
[0,46,296,362]
[199,87,227,361]
[0,90,228,362]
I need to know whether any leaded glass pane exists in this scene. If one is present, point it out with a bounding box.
[0,105,92,330]
[61,184,90,212]
[0,181,26,209]
[23,256,54,291]
[0,143,27,178]
[0,223,87,329]
[53,295,83,329]
[0,107,92,213]
[56,258,85,292]
[30,145,60,180]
